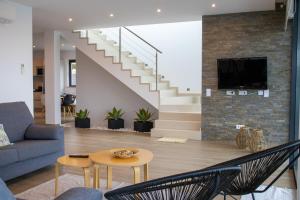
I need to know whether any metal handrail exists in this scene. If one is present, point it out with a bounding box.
[122,26,162,54]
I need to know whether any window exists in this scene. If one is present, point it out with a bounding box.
[69,60,76,87]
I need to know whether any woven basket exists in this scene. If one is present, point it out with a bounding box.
[236,126,251,149]
[248,129,266,153]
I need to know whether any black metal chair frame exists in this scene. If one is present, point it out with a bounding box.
[104,166,241,200]
[209,140,300,200]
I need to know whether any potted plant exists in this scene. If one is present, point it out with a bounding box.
[134,108,154,132]
[105,107,125,129]
[75,109,90,128]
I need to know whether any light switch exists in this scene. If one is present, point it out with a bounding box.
[20,64,25,74]
[206,89,211,97]
[264,90,269,98]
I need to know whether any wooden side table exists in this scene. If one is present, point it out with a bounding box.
[55,155,92,196]
[90,148,153,189]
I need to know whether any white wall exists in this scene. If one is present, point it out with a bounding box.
[0,2,33,113]
[102,21,202,93]
[76,49,158,128]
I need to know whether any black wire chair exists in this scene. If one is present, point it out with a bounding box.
[104,166,241,200]
[208,140,300,200]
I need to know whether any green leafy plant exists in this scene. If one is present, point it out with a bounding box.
[76,109,89,119]
[135,108,153,122]
[105,107,124,120]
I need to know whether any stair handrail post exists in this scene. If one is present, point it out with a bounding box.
[156,51,158,91]
[119,27,122,63]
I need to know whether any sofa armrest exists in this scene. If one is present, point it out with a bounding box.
[25,124,64,140]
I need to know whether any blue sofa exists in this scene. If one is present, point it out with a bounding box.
[0,102,64,181]
[0,178,102,200]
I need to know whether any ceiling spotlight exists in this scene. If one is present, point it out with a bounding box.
[109,13,114,17]
[33,45,36,48]
[156,8,161,13]
[211,3,216,8]
[72,45,76,48]
[61,43,65,47]
[68,18,73,22]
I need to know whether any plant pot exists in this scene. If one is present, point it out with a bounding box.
[75,117,90,128]
[108,118,124,129]
[134,121,153,132]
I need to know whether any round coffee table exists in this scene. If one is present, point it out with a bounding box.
[55,155,92,196]
[90,148,153,189]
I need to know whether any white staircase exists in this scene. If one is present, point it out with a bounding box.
[61,28,201,140]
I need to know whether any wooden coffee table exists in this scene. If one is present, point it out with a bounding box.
[90,148,153,189]
[55,155,92,196]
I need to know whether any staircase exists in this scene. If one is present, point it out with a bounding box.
[61,27,201,140]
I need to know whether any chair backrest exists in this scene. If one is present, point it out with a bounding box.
[104,166,241,200]
[209,140,300,196]
[0,102,33,142]
[63,95,75,106]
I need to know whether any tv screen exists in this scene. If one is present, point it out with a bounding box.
[217,57,267,89]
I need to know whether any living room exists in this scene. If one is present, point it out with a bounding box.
[0,0,300,200]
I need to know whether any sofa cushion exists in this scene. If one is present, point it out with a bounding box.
[0,146,18,167]
[0,178,16,200]
[0,124,12,147]
[0,102,33,143]
[55,187,102,200]
[14,140,62,161]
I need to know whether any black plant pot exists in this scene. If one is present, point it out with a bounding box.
[75,118,90,128]
[134,121,153,132]
[108,119,124,129]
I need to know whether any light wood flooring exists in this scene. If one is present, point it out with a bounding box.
[7,127,295,199]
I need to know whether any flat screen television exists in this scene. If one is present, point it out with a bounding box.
[217,57,267,89]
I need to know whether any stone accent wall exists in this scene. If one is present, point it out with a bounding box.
[202,11,292,143]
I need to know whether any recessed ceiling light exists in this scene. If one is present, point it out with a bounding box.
[68,18,73,22]
[156,8,161,13]
[61,43,65,47]
[72,45,76,48]
[33,45,36,48]
[211,3,216,8]
[109,13,114,17]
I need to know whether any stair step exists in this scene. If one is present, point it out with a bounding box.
[150,82,169,90]
[159,89,177,97]
[160,96,200,105]
[159,104,201,112]
[131,69,153,76]
[151,128,202,140]
[155,120,201,131]
[159,112,201,121]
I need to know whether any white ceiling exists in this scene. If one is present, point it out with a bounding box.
[11,0,275,33]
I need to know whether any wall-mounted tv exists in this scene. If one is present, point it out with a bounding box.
[217,57,268,89]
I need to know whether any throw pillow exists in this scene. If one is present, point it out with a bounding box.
[0,124,11,147]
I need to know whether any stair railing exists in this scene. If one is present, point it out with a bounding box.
[118,27,162,91]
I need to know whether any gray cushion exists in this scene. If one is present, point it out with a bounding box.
[0,178,16,200]
[14,140,62,161]
[0,102,33,143]
[55,187,102,200]
[25,124,64,140]
[0,146,18,167]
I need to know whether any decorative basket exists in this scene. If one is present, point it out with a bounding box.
[112,148,139,159]
[236,126,250,149]
[248,129,266,153]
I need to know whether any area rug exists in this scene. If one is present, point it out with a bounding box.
[241,185,296,200]
[157,137,187,143]
[16,174,129,200]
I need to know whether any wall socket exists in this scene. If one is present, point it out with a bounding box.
[226,90,235,96]
[236,125,245,129]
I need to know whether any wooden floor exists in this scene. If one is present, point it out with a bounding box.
[7,127,295,198]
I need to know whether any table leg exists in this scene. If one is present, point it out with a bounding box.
[93,165,100,189]
[107,166,112,189]
[133,166,141,184]
[55,163,60,196]
[83,168,91,188]
[144,163,149,181]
